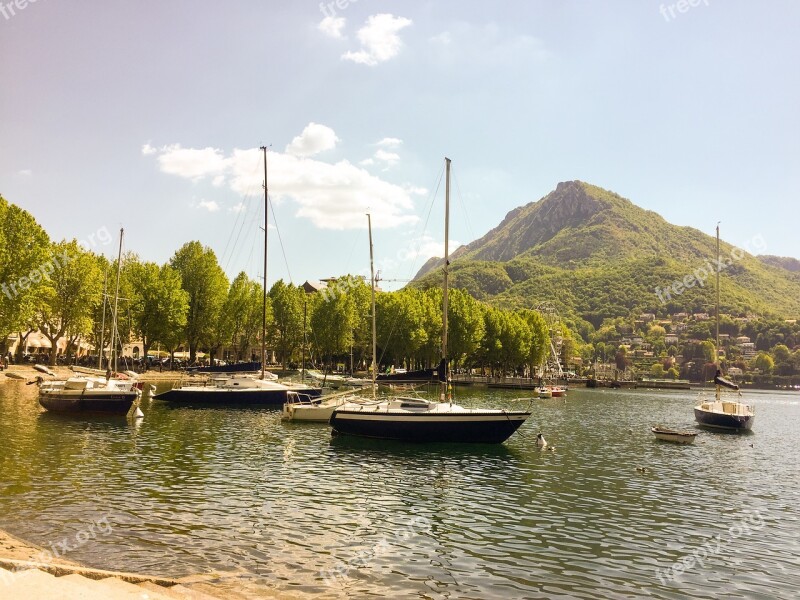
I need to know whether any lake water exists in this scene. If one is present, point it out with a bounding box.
[1,381,799,599]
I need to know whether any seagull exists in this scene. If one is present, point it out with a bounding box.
[536,433,547,448]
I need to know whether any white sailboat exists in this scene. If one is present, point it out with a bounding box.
[329,158,532,443]
[693,224,754,431]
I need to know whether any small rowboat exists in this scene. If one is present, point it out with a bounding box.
[651,426,698,444]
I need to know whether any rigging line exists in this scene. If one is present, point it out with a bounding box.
[269,195,293,285]
[224,187,260,272]
[452,166,476,244]
[377,164,445,371]
[220,157,261,271]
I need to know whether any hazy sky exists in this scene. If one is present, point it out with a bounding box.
[2,1,798,290]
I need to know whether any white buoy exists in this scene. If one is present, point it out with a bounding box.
[536,433,547,448]
[134,407,144,419]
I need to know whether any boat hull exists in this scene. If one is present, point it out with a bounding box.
[38,392,137,415]
[651,427,697,444]
[329,410,531,444]
[694,406,754,431]
[154,385,321,405]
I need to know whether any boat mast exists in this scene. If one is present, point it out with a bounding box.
[715,222,721,401]
[368,213,377,400]
[260,146,269,380]
[715,223,720,363]
[110,228,124,374]
[97,266,108,370]
[441,158,451,404]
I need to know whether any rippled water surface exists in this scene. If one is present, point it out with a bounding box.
[1,382,799,598]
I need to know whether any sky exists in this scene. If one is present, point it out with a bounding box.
[2,1,798,292]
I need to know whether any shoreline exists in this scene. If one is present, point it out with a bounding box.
[0,527,80,565]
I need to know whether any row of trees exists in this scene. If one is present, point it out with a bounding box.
[1,198,554,375]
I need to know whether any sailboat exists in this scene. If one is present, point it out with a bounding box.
[329,158,533,443]
[38,229,142,416]
[693,224,755,431]
[154,146,320,406]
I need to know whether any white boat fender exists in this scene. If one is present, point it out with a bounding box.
[134,407,144,419]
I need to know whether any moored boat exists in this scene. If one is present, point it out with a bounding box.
[154,373,320,405]
[330,159,532,444]
[39,375,140,415]
[651,426,698,444]
[37,228,141,417]
[693,225,754,432]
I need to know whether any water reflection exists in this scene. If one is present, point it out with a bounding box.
[1,381,799,599]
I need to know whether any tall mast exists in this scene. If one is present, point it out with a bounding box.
[367,213,377,400]
[98,266,108,369]
[260,146,269,380]
[110,228,124,374]
[441,157,451,403]
[716,223,720,367]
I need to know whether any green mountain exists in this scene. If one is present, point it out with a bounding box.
[759,255,800,273]
[412,181,800,328]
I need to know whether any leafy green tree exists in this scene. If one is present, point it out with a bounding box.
[752,352,774,374]
[771,344,793,375]
[218,272,265,362]
[376,289,428,370]
[126,259,189,363]
[520,309,550,375]
[269,281,306,368]
[310,280,355,371]
[170,242,229,364]
[447,289,484,368]
[497,311,531,373]
[650,363,666,377]
[0,197,50,351]
[37,240,103,365]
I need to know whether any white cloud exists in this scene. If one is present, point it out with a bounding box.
[404,185,428,196]
[430,22,549,66]
[359,158,375,166]
[375,149,400,166]
[376,137,402,148]
[198,199,220,212]
[285,122,339,157]
[318,16,346,39]
[141,143,157,155]
[212,175,226,187]
[17,169,32,176]
[230,202,245,213]
[342,14,412,66]
[398,234,462,262]
[145,124,419,231]
[157,144,230,180]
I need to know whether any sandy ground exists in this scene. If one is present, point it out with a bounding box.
[0,364,183,385]
[0,528,79,566]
